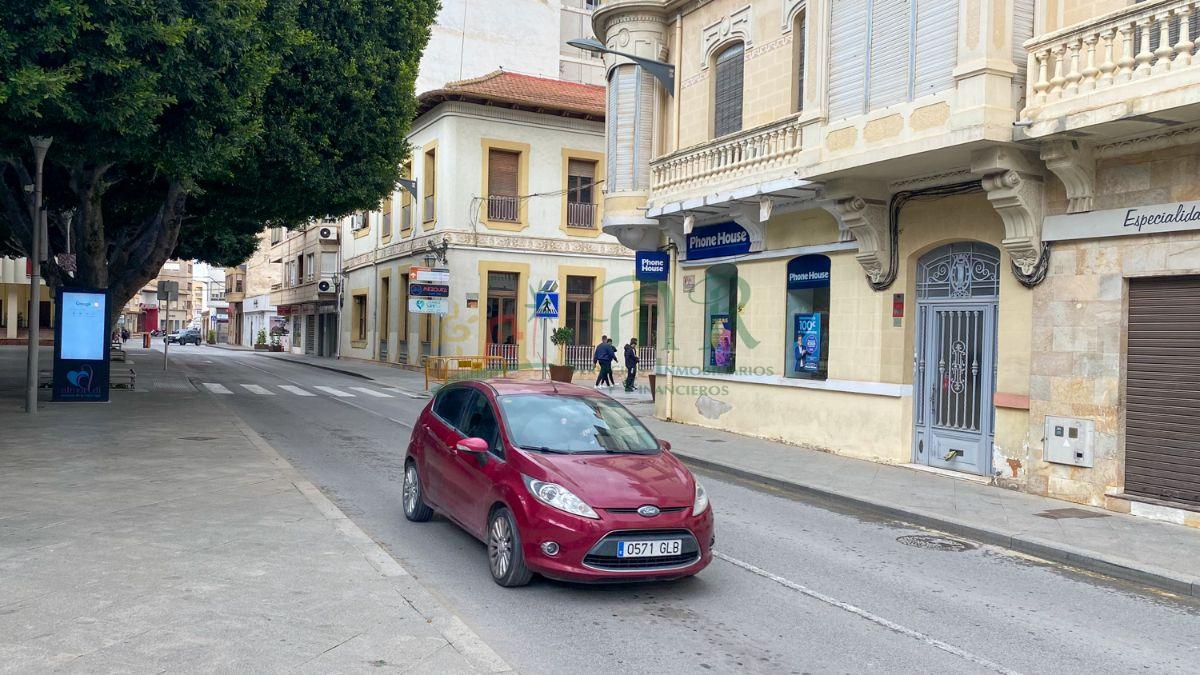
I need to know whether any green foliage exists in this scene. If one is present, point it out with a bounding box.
[256,328,267,345]
[550,326,575,347]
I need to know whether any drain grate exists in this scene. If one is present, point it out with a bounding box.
[1035,507,1109,520]
[896,534,976,552]
[179,436,217,442]
[706,439,726,443]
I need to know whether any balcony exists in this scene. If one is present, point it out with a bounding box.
[566,201,596,228]
[487,195,520,222]
[1022,0,1200,139]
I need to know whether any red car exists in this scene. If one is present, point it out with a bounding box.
[403,379,714,586]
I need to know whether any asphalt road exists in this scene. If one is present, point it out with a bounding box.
[163,346,1200,674]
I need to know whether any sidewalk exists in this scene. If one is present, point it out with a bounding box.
[640,416,1200,598]
[0,347,510,672]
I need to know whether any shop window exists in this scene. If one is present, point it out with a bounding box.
[785,255,830,380]
[565,275,594,346]
[486,271,519,346]
[704,264,738,373]
[713,42,744,137]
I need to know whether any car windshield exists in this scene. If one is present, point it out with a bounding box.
[497,394,659,455]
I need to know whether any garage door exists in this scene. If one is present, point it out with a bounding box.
[1126,276,1200,508]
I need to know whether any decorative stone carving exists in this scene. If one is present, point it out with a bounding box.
[730,201,767,252]
[979,170,1045,276]
[820,197,889,283]
[1040,140,1095,213]
[782,0,806,30]
[701,5,753,66]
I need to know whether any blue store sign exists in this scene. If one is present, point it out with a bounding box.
[635,251,670,281]
[686,221,752,260]
[787,255,831,289]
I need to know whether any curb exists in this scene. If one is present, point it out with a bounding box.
[676,453,1200,599]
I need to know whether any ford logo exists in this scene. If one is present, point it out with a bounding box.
[636,505,661,518]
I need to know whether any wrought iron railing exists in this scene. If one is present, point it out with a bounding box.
[567,201,596,228]
[487,195,520,222]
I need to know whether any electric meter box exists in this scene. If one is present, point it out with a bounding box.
[1043,416,1095,468]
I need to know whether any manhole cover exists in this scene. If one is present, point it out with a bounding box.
[179,436,217,441]
[896,534,976,552]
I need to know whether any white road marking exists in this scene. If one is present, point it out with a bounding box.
[241,384,275,395]
[278,385,316,397]
[714,551,1021,675]
[381,387,425,399]
[202,383,233,394]
[350,386,392,398]
[314,386,354,398]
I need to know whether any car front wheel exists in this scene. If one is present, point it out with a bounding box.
[402,461,433,522]
[487,507,532,587]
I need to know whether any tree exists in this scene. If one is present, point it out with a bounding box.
[0,0,437,320]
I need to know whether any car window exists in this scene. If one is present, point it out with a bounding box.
[461,392,504,459]
[497,394,659,454]
[432,386,474,431]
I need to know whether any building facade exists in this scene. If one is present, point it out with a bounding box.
[224,229,281,348]
[593,0,1200,523]
[0,257,52,344]
[340,71,639,369]
[121,260,195,333]
[270,222,341,356]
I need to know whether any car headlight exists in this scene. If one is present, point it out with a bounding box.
[692,480,710,516]
[522,476,598,519]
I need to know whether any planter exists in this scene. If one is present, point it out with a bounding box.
[548,364,575,383]
[254,343,269,351]
[648,373,657,402]
[269,345,284,352]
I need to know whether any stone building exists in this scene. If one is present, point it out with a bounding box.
[224,229,281,347]
[593,0,1200,523]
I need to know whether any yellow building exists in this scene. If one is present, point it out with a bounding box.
[1,257,53,344]
[594,0,1200,520]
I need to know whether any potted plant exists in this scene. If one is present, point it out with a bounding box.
[269,333,284,352]
[548,326,575,383]
[254,328,269,351]
[206,329,216,345]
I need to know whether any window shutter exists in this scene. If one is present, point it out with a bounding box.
[913,0,958,97]
[713,43,744,137]
[828,0,868,120]
[568,159,595,180]
[609,65,638,192]
[868,0,911,109]
[795,14,806,111]
[635,68,655,190]
[488,150,519,197]
[1009,0,1034,103]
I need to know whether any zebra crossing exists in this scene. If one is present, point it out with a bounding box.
[199,381,424,400]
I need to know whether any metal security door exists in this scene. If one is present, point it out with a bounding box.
[913,243,1000,475]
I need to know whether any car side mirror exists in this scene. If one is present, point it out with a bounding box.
[658,439,671,451]
[456,437,489,456]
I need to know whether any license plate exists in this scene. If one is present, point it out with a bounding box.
[616,539,682,558]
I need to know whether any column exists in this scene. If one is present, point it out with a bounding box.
[4,285,18,339]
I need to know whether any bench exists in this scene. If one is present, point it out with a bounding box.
[38,367,137,390]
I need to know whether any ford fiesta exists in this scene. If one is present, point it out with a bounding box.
[403,379,714,586]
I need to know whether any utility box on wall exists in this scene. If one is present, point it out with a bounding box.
[1044,416,1095,468]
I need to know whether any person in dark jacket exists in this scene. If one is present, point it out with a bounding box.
[594,335,614,387]
[623,338,640,391]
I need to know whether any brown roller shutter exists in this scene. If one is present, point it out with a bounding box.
[1126,275,1200,508]
[488,150,519,197]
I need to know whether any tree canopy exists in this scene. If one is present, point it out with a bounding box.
[0,0,437,313]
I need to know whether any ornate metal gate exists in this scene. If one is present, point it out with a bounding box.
[913,243,1000,475]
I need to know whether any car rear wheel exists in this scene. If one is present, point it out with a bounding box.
[487,507,532,587]
[402,462,433,522]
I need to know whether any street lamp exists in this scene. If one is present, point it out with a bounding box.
[25,136,52,414]
[566,37,675,92]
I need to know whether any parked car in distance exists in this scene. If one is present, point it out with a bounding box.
[166,328,203,346]
[403,379,714,587]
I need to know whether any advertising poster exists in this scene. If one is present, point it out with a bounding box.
[793,312,821,374]
[53,287,111,402]
[709,314,732,368]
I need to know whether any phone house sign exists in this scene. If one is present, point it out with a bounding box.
[1044,199,1200,241]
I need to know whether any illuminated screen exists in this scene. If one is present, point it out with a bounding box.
[61,291,106,361]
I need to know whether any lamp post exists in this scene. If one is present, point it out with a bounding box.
[566,38,675,92]
[25,136,52,414]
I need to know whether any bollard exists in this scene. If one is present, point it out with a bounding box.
[143,333,150,348]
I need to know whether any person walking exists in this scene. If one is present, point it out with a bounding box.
[623,338,640,392]
[594,335,613,387]
[603,337,617,387]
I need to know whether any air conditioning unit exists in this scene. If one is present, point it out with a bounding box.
[318,225,339,242]
[349,213,365,231]
[317,278,335,294]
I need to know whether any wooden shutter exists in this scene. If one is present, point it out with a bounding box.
[488,150,519,197]
[828,0,868,120]
[868,0,911,110]
[914,0,958,97]
[609,65,637,192]
[1126,276,1200,508]
[713,43,744,137]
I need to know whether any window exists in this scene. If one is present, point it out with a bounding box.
[713,42,745,137]
[381,196,393,240]
[827,0,959,120]
[433,385,475,430]
[399,273,409,338]
[380,276,390,342]
[350,212,367,231]
[462,391,503,457]
[565,275,594,346]
[304,253,314,283]
[353,294,367,341]
[785,255,830,380]
[497,394,658,454]
[606,64,654,192]
[704,264,738,373]
[320,252,337,277]
[793,10,806,112]
[423,149,436,223]
[487,149,521,222]
[270,227,283,244]
[400,161,413,233]
[638,284,658,347]
[486,271,518,346]
[566,159,597,228]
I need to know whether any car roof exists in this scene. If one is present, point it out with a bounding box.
[472,378,604,398]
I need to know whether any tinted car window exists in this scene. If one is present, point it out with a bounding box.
[461,392,504,458]
[497,394,658,454]
[432,386,474,431]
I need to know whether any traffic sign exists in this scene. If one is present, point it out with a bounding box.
[408,282,449,297]
[534,291,559,319]
[409,266,450,284]
[409,298,448,315]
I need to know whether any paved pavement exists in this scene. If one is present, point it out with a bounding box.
[0,346,509,673]
[126,345,1200,674]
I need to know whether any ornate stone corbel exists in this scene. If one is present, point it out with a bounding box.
[820,197,889,284]
[1040,140,1095,214]
[663,219,687,256]
[979,170,1045,276]
[730,202,767,252]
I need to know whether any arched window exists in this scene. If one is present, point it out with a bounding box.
[713,42,744,137]
[793,9,806,113]
[705,264,738,373]
[786,255,830,379]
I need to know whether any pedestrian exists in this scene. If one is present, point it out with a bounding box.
[594,335,613,387]
[623,338,640,392]
[121,327,130,344]
[603,337,617,387]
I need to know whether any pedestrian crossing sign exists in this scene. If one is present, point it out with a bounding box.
[534,291,559,319]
